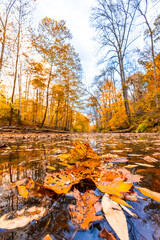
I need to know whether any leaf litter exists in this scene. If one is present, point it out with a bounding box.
[0,140,160,239]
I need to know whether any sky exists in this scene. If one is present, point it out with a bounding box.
[34,0,99,87]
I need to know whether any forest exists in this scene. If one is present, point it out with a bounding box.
[0,0,160,133]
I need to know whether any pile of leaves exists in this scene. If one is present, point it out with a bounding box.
[1,141,160,240]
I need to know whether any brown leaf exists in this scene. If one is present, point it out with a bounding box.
[99,228,117,240]
[118,168,143,183]
[143,156,158,163]
[69,189,103,230]
[26,177,34,189]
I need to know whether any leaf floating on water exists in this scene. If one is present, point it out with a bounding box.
[125,165,138,169]
[26,177,34,189]
[46,166,56,170]
[102,194,129,240]
[96,180,132,197]
[120,205,138,217]
[118,168,143,183]
[99,228,117,240]
[109,195,133,209]
[135,163,154,167]
[0,206,47,230]
[43,234,52,240]
[135,187,160,202]
[143,156,158,163]
[17,185,28,199]
[59,141,101,164]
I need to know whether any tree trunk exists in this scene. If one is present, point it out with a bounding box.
[119,55,130,121]
[9,5,21,126]
[40,66,52,128]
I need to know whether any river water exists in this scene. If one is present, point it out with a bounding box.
[0,133,160,240]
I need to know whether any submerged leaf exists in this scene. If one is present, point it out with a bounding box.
[0,206,47,229]
[135,187,160,202]
[99,228,117,240]
[102,194,129,240]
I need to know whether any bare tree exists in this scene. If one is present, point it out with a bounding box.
[134,0,159,107]
[0,0,17,75]
[9,0,35,125]
[91,0,139,121]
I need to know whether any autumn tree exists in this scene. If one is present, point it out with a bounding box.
[31,17,73,127]
[91,0,140,121]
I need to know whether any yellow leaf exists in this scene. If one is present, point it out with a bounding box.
[136,187,160,202]
[96,180,132,197]
[109,195,133,209]
[46,166,56,170]
[17,186,28,199]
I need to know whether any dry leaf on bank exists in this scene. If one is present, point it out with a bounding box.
[102,194,129,240]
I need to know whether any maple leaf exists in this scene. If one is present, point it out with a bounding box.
[69,189,103,230]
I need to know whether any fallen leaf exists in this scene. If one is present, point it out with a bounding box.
[118,168,143,183]
[96,180,132,197]
[120,205,138,217]
[135,163,154,167]
[9,178,27,189]
[69,189,103,230]
[99,228,117,240]
[17,185,28,199]
[43,234,52,240]
[46,166,56,170]
[125,165,138,169]
[135,187,160,202]
[26,177,34,189]
[109,195,133,209]
[102,194,129,240]
[143,156,158,163]
[0,206,47,229]
[152,152,160,158]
